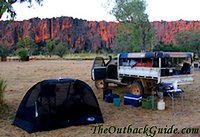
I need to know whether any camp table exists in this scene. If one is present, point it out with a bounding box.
[164,88,184,115]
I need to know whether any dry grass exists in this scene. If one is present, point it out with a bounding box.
[0,60,200,137]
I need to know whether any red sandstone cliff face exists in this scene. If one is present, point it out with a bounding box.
[153,20,200,44]
[0,17,118,51]
[1,17,200,50]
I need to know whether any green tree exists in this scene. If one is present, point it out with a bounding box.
[0,0,43,20]
[44,39,59,57]
[175,28,200,57]
[17,36,36,55]
[53,42,69,58]
[153,41,181,52]
[17,48,29,61]
[0,44,10,59]
[112,0,154,52]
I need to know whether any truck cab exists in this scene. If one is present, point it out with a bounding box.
[91,56,118,89]
[91,52,194,96]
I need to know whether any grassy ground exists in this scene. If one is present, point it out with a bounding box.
[6,53,115,61]
[0,60,200,137]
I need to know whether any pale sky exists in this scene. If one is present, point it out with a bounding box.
[2,0,200,22]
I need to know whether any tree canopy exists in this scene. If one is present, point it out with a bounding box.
[0,0,43,20]
[175,28,200,57]
[153,41,181,52]
[111,0,155,53]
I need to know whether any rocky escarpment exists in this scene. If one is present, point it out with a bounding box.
[1,17,200,50]
[0,17,118,51]
[153,20,200,44]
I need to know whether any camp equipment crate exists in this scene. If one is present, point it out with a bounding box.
[124,94,142,107]
[142,96,157,110]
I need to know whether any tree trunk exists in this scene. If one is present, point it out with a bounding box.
[141,30,146,52]
[1,57,7,62]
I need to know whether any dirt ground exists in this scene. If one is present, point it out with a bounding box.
[0,60,200,137]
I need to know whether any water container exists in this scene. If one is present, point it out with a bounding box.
[113,98,121,107]
[157,99,165,110]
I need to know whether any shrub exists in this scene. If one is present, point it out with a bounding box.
[17,37,36,55]
[18,48,29,61]
[44,39,59,57]
[0,45,10,59]
[0,78,7,105]
[54,43,68,58]
[153,41,181,52]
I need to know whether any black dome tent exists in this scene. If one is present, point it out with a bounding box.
[13,78,104,133]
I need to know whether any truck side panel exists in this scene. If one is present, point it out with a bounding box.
[118,66,160,79]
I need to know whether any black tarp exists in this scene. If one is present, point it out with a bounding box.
[13,78,104,133]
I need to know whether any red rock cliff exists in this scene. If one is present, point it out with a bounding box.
[153,20,200,44]
[0,17,118,51]
[1,17,200,50]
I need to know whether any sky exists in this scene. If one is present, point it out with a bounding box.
[2,0,200,22]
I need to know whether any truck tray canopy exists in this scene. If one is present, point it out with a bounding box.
[119,52,193,59]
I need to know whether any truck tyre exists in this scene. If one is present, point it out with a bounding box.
[95,80,108,89]
[130,81,144,96]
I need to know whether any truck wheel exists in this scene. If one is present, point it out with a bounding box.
[130,82,144,96]
[95,80,108,89]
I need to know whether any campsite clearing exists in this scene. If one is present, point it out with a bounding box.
[0,60,200,137]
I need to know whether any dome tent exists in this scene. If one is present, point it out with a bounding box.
[13,78,104,133]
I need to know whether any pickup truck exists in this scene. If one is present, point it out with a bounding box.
[91,52,194,96]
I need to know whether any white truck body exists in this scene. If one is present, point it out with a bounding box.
[92,52,194,95]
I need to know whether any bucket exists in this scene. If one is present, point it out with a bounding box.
[157,99,165,110]
[113,98,120,107]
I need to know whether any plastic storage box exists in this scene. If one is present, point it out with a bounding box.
[103,89,112,100]
[124,94,142,107]
[103,89,120,103]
